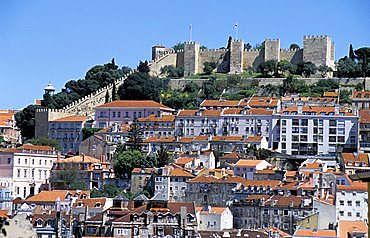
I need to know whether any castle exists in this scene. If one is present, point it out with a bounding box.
[148,35,335,76]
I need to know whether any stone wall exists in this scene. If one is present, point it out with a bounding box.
[148,53,177,76]
[303,35,334,69]
[230,40,244,74]
[184,42,200,76]
[176,51,184,68]
[198,49,228,73]
[280,49,303,64]
[264,39,280,61]
[35,72,133,137]
[243,49,264,70]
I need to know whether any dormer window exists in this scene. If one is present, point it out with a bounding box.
[36,219,43,227]
[95,202,101,208]
[77,202,83,207]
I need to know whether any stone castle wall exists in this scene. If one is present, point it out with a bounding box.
[199,49,228,73]
[264,39,280,61]
[280,49,303,64]
[243,49,264,70]
[148,35,335,76]
[35,72,133,137]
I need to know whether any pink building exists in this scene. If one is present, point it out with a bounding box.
[94,100,174,128]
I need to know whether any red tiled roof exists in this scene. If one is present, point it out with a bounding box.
[240,97,279,107]
[359,110,370,123]
[338,220,368,238]
[52,116,87,122]
[201,100,240,107]
[169,168,194,177]
[282,106,353,116]
[188,175,245,184]
[177,110,198,116]
[294,229,336,237]
[96,100,173,110]
[352,90,370,99]
[196,206,227,215]
[337,181,367,191]
[233,159,265,167]
[144,136,176,143]
[200,110,222,117]
[19,145,53,151]
[138,114,175,122]
[342,153,369,167]
[175,157,195,165]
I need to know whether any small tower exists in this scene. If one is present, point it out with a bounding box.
[44,82,56,96]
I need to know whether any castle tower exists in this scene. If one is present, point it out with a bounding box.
[303,35,335,69]
[229,39,244,74]
[264,39,280,61]
[184,41,200,76]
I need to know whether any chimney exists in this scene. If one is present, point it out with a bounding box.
[334,104,340,115]
[82,154,85,162]
[57,152,60,161]
[297,103,303,114]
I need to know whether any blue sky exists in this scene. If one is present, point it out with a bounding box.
[0,0,369,109]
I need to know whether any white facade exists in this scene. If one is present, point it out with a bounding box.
[270,105,358,156]
[0,146,58,199]
[196,206,233,232]
[335,185,368,222]
[48,116,90,154]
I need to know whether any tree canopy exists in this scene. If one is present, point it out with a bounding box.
[118,72,162,102]
[114,150,157,178]
[26,137,61,150]
[15,104,42,140]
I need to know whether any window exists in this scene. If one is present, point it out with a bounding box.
[24,169,27,178]
[339,200,344,206]
[284,210,289,216]
[112,111,116,118]
[347,201,352,206]
[356,212,361,217]
[348,212,352,217]
[125,112,129,118]
[329,120,336,127]
[17,169,20,178]
[7,158,11,164]
[356,201,360,207]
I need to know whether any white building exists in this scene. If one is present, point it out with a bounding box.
[0,145,58,199]
[48,115,91,155]
[196,206,233,232]
[94,100,174,128]
[230,159,272,180]
[270,105,358,156]
[335,181,368,222]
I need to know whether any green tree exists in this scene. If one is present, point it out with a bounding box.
[203,62,217,75]
[278,60,296,76]
[118,72,162,102]
[201,76,217,99]
[172,42,184,51]
[82,128,102,140]
[355,47,370,77]
[15,104,42,140]
[283,75,308,94]
[318,65,333,77]
[289,43,300,50]
[114,150,157,178]
[156,144,173,167]
[349,44,355,60]
[244,43,252,50]
[183,82,200,94]
[226,74,242,87]
[336,57,362,77]
[160,65,184,78]
[137,60,150,73]
[91,183,122,198]
[105,90,110,103]
[26,137,61,150]
[355,82,364,91]
[296,61,317,77]
[49,164,88,190]
[257,60,278,77]
[340,89,352,105]
[112,83,119,101]
[127,120,143,151]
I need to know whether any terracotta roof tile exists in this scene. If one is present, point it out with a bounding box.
[352,90,370,99]
[175,157,195,165]
[52,116,87,122]
[19,145,53,151]
[138,114,175,122]
[359,110,370,123]
[196,206,227,215]
[240,97,279,107]
[212,136,243,142]
[342,153,369,167]
[233,159,265,167]
[200,100,240,107]
[282,105,353,116]
[338,220,368,238]
[245,136,263,142]
[144,136,176,143]
[57,155,102,163]
[294,229,336,237]
[73,198,107,208]
[337,181,367,191]
[200,110,222,117]
[177,110,197,116]
[169,168,194,177]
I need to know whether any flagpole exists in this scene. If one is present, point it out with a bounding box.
[235,22,239,40]
[189,24,193,42]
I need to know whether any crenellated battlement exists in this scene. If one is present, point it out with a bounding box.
[265,38,279,42]
[184,41,197,45]
[304,35,329,40]
[232,39,243,43]
[280,48,300,52]
[245,49,262,52]
[199,48,228,52]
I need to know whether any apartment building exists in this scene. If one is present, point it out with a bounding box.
[359,110,370,152]
[270,105,358,156]
[335,181,368,222]
[0,109,20,145]
[0,145,58,199]
[341,152,370,175]
[94,100,174,128]
[352,90,370,110]
[138,114,175,137]
[48,115,91,154]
